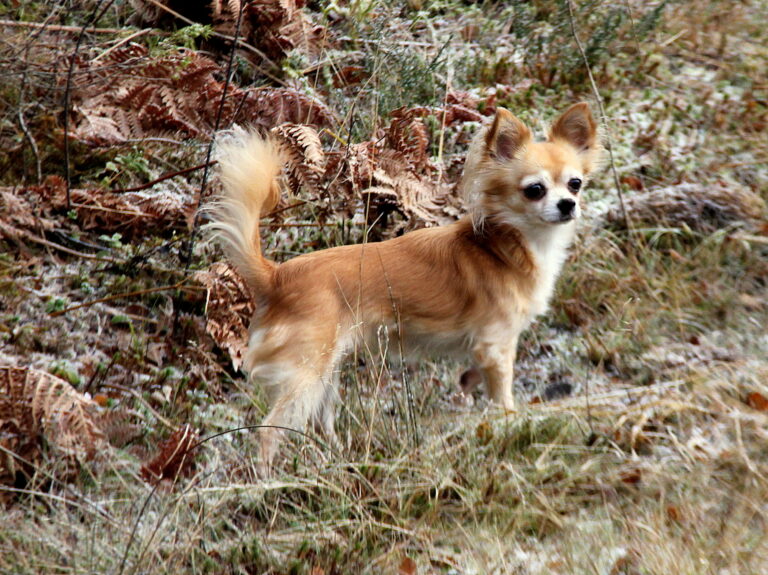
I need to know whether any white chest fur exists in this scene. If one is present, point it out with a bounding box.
[525,222,576,319]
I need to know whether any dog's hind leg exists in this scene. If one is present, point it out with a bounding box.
[257,338,344,475]
[313,368,341,449]
[257,366,331,475]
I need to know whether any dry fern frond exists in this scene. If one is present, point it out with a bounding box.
[69,45,333,146]
[140,424,199,485]
[237,0,325,62]
[70,45,223,144]
[0,366,106,467]
[132,0,327,64]
[385,108,430,172]
[369,149,458,227]
[324,140,461,231]
[196,262,254,371]
[393,174,452,225]
[0,189,56,234]
[606,182,766,233]
[325,142,375,196]
[255,88,335,128]
[362,177,456,230]
[271,123,326,196]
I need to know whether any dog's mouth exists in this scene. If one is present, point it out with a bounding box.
[541,214,577,225]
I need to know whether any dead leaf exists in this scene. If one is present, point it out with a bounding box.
[140,424,199,485]
[620,174,644,191]
[746,392,768,411]
[399,557,417,575]
[476,421,493,444]
[146,342,169,366]
[93,394,109,407]
[196,263,254,371]
[666,505,683,523]
[620,468,642,484]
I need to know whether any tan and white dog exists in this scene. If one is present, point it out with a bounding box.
[209,103,602,471]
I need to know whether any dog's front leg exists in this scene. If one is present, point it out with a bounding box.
[472,337,518,411]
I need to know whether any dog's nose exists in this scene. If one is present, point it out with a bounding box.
[557,198,576,217]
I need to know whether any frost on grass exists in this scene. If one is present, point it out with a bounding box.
[0,0,767,573]
[606,181,766,233]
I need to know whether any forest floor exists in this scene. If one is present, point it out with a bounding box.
[1,1,767,574]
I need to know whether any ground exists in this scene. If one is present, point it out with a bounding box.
[0,1,767,574]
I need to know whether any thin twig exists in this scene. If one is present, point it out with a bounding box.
[66,201,171,217]
[109,161,216,194]
[1,222,117,263]
[17,44,42,184]
[101,304,161,325]
[169,0,248,331]
[171,0,249,344]
[83,351,118,394]
[192,424,334,453]
[566,0,630,229]
[49,281,195,317]
[0,19,162,35]
[17,108,41,184]
[263,222,341,229]
[263,200,309,218]
[90,28,154,63]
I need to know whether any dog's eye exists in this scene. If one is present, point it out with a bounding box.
[568,178,582,193]
[523,183,546,200]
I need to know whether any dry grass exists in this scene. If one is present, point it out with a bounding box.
[1,0,767,573]
[2,363,767,573]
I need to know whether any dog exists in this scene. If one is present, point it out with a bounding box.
[208,103,602,472]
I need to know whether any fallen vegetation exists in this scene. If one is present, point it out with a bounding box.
[0,0,766,573]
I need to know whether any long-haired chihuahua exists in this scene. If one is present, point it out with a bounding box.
[208,103,602,472]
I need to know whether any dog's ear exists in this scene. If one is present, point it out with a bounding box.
[549,103,601,173]
[485,108,531,161]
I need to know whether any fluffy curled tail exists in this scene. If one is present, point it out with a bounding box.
[207,133,283,294]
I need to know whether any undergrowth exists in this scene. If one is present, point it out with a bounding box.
[0,0,767,574]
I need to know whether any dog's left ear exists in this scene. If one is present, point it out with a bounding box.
[549,103,602,173]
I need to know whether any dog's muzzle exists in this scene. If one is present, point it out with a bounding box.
[556,198,576,221]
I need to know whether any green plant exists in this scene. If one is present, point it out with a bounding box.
[101,149,151,188]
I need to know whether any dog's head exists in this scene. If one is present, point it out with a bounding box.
[464,103,602,230]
